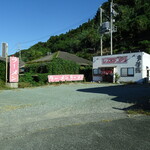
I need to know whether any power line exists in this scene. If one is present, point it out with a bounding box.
[19,13,96,45]
[11,12,96,54]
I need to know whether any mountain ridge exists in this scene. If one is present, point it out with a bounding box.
[15,0,150,62]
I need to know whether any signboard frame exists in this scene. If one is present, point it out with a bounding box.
[9,56,19,83]
[102,56,127,64]
[48,74,84,83]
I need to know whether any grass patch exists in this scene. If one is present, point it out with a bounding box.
[18,82,34,88]
[0,80,11,90]
[127,100,150,116]
[127,109,150,116]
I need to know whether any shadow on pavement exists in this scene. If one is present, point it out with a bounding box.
[77,84,150,111]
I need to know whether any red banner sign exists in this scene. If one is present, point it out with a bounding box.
[101,70,113,75]
[9,57,19,82]
[48,74,84,82]
[102,56,127,64]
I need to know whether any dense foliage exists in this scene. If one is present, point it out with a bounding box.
[0,61,6,81]
[25,58,80,74]
[15,0,150,62]
[21,58,91,85]
[19,73,50,87]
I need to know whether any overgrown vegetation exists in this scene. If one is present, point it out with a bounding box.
[18,58,91,87]
[0,60,6,81]
[127,109,150,116]
[0,80,11,90]
[25,58,80,74]
[15,0,150,62]
[127,100,150,116]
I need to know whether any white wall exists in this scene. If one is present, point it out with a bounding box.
[93,52,150,83]
[142,52,150,81]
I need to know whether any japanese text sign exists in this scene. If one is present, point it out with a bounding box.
[102,56,127,64]
[48,74,84,82]
[9,57,19,82]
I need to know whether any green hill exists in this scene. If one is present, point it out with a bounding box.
[15,0,150,62]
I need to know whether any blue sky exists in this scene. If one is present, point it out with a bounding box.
[0,0,107,55]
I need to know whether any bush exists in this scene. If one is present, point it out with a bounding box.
[18,82,33,88]
[37,73,49,83]
[19,73,37,86]
[0,80,10,90]
[115,73,120,83]
[0,80,5,89]
[25,63,48,73]
[0,61,6,81]
[19,73,49,87]
[19,73,34,83]
[80,66,92,81]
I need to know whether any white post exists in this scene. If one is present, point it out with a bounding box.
[5,48,8,84]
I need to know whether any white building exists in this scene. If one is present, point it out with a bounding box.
[93,52,150,83]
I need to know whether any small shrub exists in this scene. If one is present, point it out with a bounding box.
[115,73,120,83]
[0,80,11,90]
[19,73,49,87]
[19,73,38,86]
[19,73,34,83]
[0,80,5,89]
[37,73,49,83]
[18,82,32,88]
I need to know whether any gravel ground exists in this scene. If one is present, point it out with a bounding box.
[0,83,150,149]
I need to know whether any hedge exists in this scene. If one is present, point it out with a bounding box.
[19,73,49,87]
[0,60,6,81]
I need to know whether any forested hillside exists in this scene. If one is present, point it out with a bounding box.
[15,0,150,62]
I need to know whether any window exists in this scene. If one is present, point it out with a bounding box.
[121,68,127,76]
[121,67,134,77]
[128,68,134,76]
[93,69,99,75]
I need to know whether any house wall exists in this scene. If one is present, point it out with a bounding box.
[142,52,150,81]
[93,52,150,83]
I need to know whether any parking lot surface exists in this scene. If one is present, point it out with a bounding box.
[0,83,150,150]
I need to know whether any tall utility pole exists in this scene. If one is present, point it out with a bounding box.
[5,44,8,84]
[18,43,21,60]
[110,0,113,55]
[100,7,103,56]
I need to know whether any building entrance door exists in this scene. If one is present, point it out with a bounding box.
[100,67,114,83]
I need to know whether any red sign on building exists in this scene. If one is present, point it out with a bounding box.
[102,56,127,64]
[9,57,19,82]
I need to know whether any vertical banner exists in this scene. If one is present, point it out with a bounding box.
[9,57,19,83]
